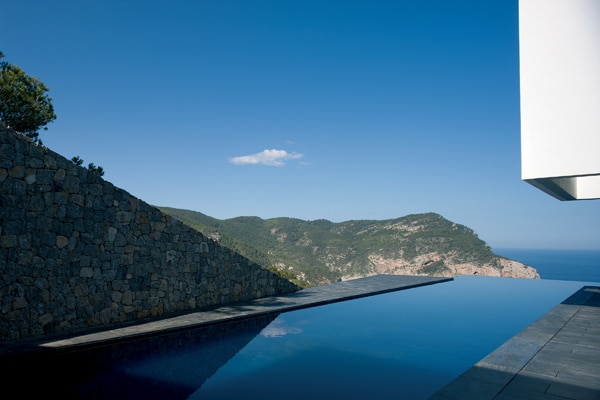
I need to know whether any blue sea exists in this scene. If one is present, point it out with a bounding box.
[495,248,600,283]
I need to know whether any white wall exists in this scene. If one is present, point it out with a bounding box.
[519,0,600,200]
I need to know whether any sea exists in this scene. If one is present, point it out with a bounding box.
[494,248,600,283]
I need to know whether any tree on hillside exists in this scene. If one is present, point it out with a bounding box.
[87,162,104,177]
[0,51,56,143]
[71,156,105,177]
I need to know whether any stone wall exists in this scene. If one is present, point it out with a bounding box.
[0,126,300,341]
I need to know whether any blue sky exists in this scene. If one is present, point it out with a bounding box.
[2,0,599,250]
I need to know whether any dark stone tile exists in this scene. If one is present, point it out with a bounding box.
[429,375,503,400]
[566,344,600,363]
[556,365,600,389]
[523,354,562,377]
[495,373,556,400]
[547,380,600,400]
[479,337,543,370]
[460,365,516,386]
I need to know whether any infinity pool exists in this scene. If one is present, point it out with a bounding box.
[6,276,593,399]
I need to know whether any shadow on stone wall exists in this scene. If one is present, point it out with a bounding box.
[0,126,300,341]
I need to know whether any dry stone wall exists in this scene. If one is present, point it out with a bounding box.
[0,126,300,341]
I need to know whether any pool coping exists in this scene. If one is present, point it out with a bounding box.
[0,274,452,355]
[429,285,600,399]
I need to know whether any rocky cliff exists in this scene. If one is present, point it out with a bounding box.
[159,208,540,285]
[362,252,539,280]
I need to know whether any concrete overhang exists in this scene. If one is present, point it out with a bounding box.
[519,0,600,200]
[524,175,600,201]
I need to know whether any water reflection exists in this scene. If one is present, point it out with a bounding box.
[1,313,278,399]
[260,318,304,338]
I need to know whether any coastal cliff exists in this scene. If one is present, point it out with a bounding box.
[159,208,540,286]
[363,253,539,280]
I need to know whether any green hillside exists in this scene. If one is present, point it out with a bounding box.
[158,207,515,287]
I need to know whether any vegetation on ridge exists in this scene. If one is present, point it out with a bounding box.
[159,207,520,287]
[71,156,105,177]
[0,51,56,143]
[0,50,105,174]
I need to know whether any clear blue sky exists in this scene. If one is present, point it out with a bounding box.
[2,0,599,250]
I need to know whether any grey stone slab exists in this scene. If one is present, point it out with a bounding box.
[460,365,517,386]
[561,319,593,330]
[429,374,504,400]
[546,381,600,400]
[523,353,563,377]
[520,323,561,342]
[554,331,586,345]
[578,334,600,347]
[556,364,600,389]
[477,336,544,371]
[562,321,597,333]
[579,306,600,315]
[543,305,581,321]
[495,391,560,400]
[542,340,576,353]
[494,373,556,400]
[584,320,600,329]
[428,286,600,400]
[565,345,600,365]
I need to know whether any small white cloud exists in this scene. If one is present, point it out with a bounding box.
[229,149,303,167]
[260,320,303,338]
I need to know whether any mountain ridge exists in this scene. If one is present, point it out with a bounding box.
[158,207,540,286]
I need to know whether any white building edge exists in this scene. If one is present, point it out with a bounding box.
[519,0,600,200]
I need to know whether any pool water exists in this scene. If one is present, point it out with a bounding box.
[189,276,590,399]
[5,276,593,399]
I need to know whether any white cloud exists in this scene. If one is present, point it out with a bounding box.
[229,149,303,167]
[260,320,303,338]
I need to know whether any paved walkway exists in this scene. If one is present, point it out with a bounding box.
[430,285,600,400]
[1,274,451,354]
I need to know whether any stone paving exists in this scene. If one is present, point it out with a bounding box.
[0,274,451,354]
[430,286,600,400]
